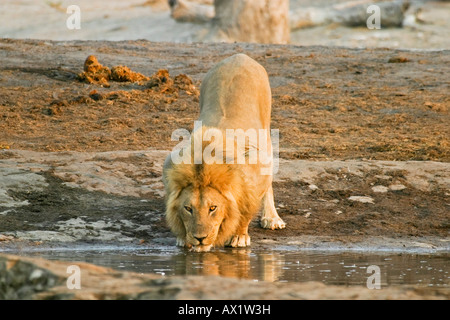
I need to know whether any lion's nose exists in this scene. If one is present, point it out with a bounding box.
[194,236,207,244]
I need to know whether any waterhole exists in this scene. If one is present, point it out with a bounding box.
[15,246,450,287]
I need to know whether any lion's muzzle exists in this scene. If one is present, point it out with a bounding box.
[194,236,207,244]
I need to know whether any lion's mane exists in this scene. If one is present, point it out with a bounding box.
[164,130,260,247]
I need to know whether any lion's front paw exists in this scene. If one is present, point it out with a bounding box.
[225,234,251,248]
[260,217,286,230]
[176,237,187,247]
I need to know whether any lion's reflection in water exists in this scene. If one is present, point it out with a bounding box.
[30,248,450,287]
[174,249,285,282]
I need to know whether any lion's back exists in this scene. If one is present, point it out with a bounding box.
[199,54,272,130]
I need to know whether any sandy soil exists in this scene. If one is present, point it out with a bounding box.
[0,40,448,160]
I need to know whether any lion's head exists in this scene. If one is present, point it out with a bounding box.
[163,128,260,252]
[165,162,253,252]
[172,183,235,252]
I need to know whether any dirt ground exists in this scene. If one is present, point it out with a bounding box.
[0,39,449,248]
[1,39,448,161]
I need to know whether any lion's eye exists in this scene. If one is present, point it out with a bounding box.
[209,206,217,213]
[184,206,193,214]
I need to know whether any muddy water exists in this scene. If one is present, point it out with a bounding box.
[15,246,450,288]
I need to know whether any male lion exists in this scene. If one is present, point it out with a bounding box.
[163,54,285,252]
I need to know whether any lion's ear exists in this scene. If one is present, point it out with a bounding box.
[224,191,238,207]
[223,190,241,219]
[168,187,182,203]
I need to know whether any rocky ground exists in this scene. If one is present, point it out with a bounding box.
[0,149,449,250]
[0,39,449,299]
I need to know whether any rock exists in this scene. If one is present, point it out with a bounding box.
[0,168,49,210]
[348,196,375,204]
[374,174,392,180]
[274,160,449,192]
[0,255,63,299]
[389,184,406,191]
[372,185,389,193]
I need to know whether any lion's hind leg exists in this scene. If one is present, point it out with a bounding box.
[260,184,286,230]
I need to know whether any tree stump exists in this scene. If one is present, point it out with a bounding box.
[205,0,290,44]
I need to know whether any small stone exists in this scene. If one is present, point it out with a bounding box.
[308,184,319,191]
[374,175,391,180]
[348,196,374,204]
[29,269,45,281]
[335,210,343,215]
[389,184,406,191]
[304,212,312,218]
[372,185,388,193]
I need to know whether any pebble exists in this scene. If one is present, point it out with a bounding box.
[389,184,406,191]
[348,196,374,204]
[372,185,388,193]
[374,175,391,180]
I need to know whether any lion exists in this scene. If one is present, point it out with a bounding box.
[163,53,286,252]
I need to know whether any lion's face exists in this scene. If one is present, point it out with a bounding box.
[164,137,260,253]
[178,186,228,252]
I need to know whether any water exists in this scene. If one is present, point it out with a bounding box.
[15,246,450,288]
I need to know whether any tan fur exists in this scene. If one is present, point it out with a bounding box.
[163,54,285,252]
